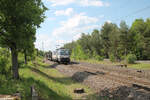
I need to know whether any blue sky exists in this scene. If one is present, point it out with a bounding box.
[35,0,150,51]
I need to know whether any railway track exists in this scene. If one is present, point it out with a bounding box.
[46,61,150,100]
[68,64,150,91]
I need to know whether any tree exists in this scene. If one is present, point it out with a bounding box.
[90,29,102,56]
[119,21,130,56]
[101,22,114,58]
[142,18,150,59]
[71,44,87,60]
[130,19,146,59]
[22,27,36,64]
[63,41,77,53]
[64,18,150,61]
[78,33,92,54]
[0,0,47,79]
[108,24,121,61]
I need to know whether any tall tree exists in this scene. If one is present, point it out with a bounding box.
[130,19,146,59]
[78,33,92,54]
[90,29,102,56]
[119,21,130,56]
[108,24,121,61]
[101,22,114,58]
[22,26,36,64]
[142,18,150,59]
[0,0,47,79]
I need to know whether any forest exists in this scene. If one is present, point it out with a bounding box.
[64,18,150,63]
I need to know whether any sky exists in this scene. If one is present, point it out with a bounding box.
[35,0,150,51]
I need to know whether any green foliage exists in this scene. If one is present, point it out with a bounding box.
[71,44,88,60]
[109,54,116,62]
[126,54,137,64]
[64,18,150,62]
[0,0,47,79]
[92,51,103,61]
[0,48,11,75]
[38,50,45,57]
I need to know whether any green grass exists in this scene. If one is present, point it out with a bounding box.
[0,57,100,100]
[128,63,150,69]
[79,59,120,65]
[79,59,150,70]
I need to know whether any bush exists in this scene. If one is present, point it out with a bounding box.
[95,55,103,61]
[109,54,116,62]
[0,48,11,75]
[126,54,137,64]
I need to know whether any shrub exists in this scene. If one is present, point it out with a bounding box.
[126,54,137,64]
[109,54,116,62]
[95,55,103,61]
[0,48,11,76]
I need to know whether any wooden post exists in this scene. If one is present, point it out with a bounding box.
[31,85,38,100]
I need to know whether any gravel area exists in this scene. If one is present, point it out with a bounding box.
[45,60,150,100]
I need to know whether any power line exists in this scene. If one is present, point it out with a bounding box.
[112,5,150,22]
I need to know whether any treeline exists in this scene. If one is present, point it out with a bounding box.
[0,0,47,79]
[64,18,150,62]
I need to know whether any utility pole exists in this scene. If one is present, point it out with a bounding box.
[42,42,44,56]
[42,42,44,51]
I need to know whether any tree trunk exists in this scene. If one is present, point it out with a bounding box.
[24,50,27,64]
[11,47,19,79]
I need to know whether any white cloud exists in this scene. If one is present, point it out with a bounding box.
[79,0,110,7]
[54,8,74,16]
[79,0,102,7]
[47,17,56,21]
[35,12,101,51]
[46,0,110,7]
[52,13,99,37]
[47,0,75,6]
[105,2,110,7]
[35,34,53,51]
[35,33,71,51]
[106,20,112,23]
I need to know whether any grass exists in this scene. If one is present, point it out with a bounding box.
[0,57,100,100]
[79,59,121,65]
[128,63,150,69]
[78,59,150,70]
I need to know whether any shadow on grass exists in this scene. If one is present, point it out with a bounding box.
[0,77,72,100]
[41,61,80,69]
[29,67,76,85]
[44,63,59,68]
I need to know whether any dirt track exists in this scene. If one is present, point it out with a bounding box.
[45,60,150,100]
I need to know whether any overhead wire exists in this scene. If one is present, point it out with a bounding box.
[111,5,150,22]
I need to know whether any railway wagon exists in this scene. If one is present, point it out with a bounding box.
[52,51,58,62]
[45,51,52,61]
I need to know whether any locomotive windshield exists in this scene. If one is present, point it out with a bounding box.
[59,50,70,55]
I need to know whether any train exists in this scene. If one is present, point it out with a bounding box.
[46,48,70,64]
[45,51,52,61]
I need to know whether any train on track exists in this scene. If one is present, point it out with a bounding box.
[46,48,70,64]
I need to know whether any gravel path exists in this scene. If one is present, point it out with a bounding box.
[45,60,150,100]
